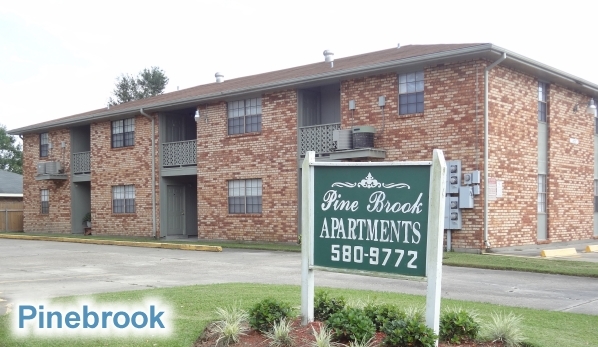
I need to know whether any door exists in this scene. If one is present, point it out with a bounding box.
[299,90,321,127]
[167,185,185,236]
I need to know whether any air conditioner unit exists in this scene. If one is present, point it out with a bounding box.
[352,126,375,148]
[45,161,62,175]
[333,129,352,150]
[37,163,47,175]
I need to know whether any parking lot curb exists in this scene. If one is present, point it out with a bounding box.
[0,234,222,252]
[540,247,577,258]
[586,245,598,253]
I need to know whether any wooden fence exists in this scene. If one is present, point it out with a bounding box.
[0,200,24,232]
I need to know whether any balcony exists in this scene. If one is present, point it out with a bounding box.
[299,123,340,156]
[161,139,197,176]
[71,151,91,182]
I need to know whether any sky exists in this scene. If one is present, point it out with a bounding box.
[1,0,597,133]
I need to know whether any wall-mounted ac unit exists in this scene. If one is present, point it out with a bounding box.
[37,161,63,175]
[352,126,375,148]
[333,129,352,150]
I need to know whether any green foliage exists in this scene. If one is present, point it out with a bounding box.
[314,290,346,322]
[479,312,526,347]
[249,298,293,333]
[439,307,479,343]
[382,318,438,347]
[82,212,92,224]
[213,304,249,346]
[0,124,22,174]
[109,66,169,105]
[326,307,375,343]
[311,325,340,347]
[347,336,376,347]
[403,306,425,323]
[264,318,295,347]
[363,303,406,331]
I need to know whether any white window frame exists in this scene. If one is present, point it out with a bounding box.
[40,189,49,214]
[227,98,262,135]
[538,82,547,122]
[538,174,547,213]
[40,133,49,157]
[398,71,424,115]
[112,185,135,213]
[112,118,135,148]
[228,179,262,214]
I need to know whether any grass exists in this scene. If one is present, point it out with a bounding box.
[443,252,598,278]
[2,231,597,277]
[0,231,302,252]
[0,283,596,347]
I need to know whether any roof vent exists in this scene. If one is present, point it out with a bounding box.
[397,43,401,49]
[215,72,224,83]
[323,50,334,67]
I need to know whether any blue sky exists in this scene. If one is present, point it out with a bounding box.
[2,0,597,132]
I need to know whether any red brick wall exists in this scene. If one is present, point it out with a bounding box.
[90,114,159,237]
[339,61,486,249]
[546,84,594,241]
[197,90,298,242]
[22,129,72,233]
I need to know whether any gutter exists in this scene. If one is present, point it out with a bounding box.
[484,52,507,249]
[139,108,157,239]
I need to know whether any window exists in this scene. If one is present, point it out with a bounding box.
[537,175,546,213]
[538,82,548,122]
[594,180,598,213]
[228,179,262,214]
[228,98,262,135]
[41,189,49,214]
[112,185,135,213]
[40,133,49,157]
[398,71,424,115]
[112,118,135,148]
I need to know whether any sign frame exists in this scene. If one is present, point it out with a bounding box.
[301,149,446,340]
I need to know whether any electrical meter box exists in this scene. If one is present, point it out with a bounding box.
[446,160,461,194]
[459,186,474,208]
[444,196,462,230]
[463,171,481,185]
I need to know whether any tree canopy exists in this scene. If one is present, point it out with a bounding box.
[0,124,23,174]
[108,66,169,106]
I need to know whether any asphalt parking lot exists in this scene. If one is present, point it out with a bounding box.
[1,238,597,317]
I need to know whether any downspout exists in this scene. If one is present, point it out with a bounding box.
[140,108,157,239]
[484,52,506,249]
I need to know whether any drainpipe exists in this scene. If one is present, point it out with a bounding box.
[484,52,506,249]
[140,108,157,239]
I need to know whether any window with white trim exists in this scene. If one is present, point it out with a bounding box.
[227,98,262,135]
[112,185,135,213]
[112,118,135,148]
[538,174,546,213]
[228,179,262,214]
[41,189,49,214]
[398,71,424,115]
[40,133,49,157]
[538,82,548,122]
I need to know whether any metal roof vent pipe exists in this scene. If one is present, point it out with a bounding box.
[215,72,224,83]
[323,50,334,67]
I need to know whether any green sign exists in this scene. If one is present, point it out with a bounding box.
[313,165,431,277]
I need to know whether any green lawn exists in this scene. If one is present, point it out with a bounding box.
[0,283,595,347]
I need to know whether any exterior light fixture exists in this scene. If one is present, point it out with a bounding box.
[194,110,200,122]
[573,98,597,115]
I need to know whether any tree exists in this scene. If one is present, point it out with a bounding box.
[0,124,23,174]
[108,66,169,106]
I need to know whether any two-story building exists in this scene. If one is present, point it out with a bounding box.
[9,43,598,251]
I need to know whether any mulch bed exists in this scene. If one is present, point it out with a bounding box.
[194,318,505,347]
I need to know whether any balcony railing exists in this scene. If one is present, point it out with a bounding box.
[299,123,341,156]
[162,140,197,167]
[72,151,91,174]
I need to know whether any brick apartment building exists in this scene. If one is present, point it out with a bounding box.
[9,43,598,251]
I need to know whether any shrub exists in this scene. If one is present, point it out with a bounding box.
[326,307,376,343]
[382,318,437,347]
[403,305,425,323]
[265,318,295,347]
[249,298,294,333]
[213,304,249,346]
[363,303,406,331]
[478,312,526,347]
[439,307,480,344]
[314,290,346,322]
